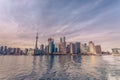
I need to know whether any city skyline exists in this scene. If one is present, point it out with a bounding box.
[0,0,120,51]
[0,35,111,55]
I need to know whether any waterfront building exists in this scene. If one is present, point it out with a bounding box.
[83,43,89,52]
[48,38,55,54]
[75,42,81,54]
[89,41,96,55]
[4,46,7,54]
[66,44,70,53]
[24,48,29,55]
[40,44,44,51]
[112,48,120,54]
[80,44,87,54]
[12,48,21,55]
[17,48,20,54]
[95,45,102,54]
[0,46,4,54]
[9,48,14,55]
[54,43,60,53]
[28,48,34,55]
[7,47,13,55]
[63,36,66,42]
[102,51,111,55]
[45,45,49,54]
[40,44,45,54]
[70,43,75,54]
[20,50,24,55]
[60,37,62,43]
[59,37,67,54]
[16,48,21,55]
[12,48,16,55]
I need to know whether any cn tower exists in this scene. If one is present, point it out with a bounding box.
[35,32,39,49]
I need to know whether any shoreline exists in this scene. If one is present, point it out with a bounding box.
[0,54,114,56]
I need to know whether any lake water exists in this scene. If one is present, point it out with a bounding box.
[0,55,120,80]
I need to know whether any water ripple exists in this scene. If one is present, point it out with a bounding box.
[0,55,119,80]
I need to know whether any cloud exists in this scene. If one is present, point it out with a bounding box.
[0,0,119,51]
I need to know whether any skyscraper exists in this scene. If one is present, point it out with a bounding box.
[83,43,89,53]
[54,43,60,53]
[60,37,62,43]
[45,45,49,54]
[70,43,75,54]
[75,42,81,54]
[40,44,44,51]
[80,44,85,54]
[89,41,96,55]
[66,44,70,53]
[95,45,102,54]
[59,36,67,54]
[48,38,55,54]
[63,36,66,42]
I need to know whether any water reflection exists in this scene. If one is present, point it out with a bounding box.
[49,55,55,70]
[0,55,119,80]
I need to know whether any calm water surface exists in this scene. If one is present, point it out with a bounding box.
[0,55,120,80]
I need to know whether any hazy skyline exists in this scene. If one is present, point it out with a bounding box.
[0,0,120,51]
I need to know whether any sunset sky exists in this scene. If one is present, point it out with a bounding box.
[0,0,120,51]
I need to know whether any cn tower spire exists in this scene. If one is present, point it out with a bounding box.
[35,32,39,49]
